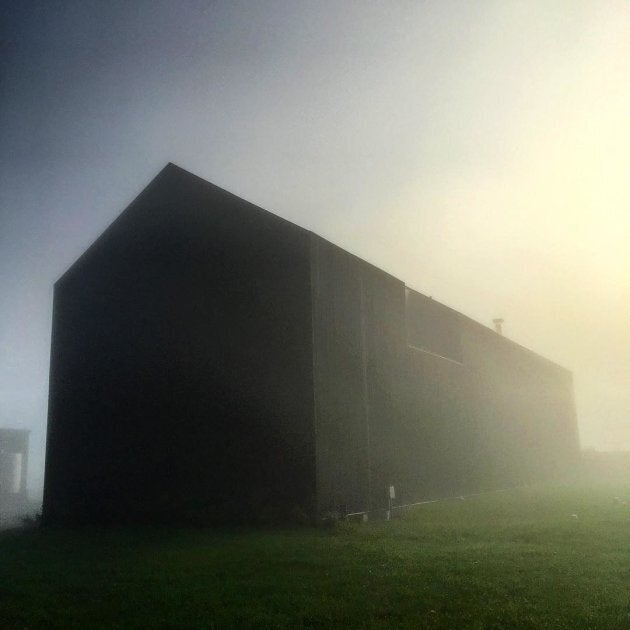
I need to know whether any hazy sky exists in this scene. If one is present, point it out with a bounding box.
[1,1,628,498]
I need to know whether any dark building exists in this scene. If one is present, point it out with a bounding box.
[0,428,30,526]
[43,164,580,525]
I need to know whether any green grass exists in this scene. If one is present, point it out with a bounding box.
[1,484,629,629]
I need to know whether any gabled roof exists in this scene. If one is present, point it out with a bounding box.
[55,163,569,372]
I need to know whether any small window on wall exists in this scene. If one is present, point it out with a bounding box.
[405,289,463,363]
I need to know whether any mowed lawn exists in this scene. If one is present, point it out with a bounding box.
[1,484,629,629]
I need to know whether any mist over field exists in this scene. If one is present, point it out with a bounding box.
[1,1,629,502]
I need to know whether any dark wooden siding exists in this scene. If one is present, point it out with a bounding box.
[44,165,316,525]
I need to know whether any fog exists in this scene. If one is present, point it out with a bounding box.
[1,1,628,500]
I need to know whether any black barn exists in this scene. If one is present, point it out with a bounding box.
[43,164,580,525]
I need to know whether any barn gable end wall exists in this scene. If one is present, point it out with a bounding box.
[44,165,317,525]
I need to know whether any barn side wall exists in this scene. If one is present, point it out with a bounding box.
[311,256,580,516]
[44,165,316,525]
[399,290,581,504]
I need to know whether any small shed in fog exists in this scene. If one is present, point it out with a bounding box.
[0,428,30,525]
[43,164,580,525]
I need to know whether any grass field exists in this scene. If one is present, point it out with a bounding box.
[1,484,629,629]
